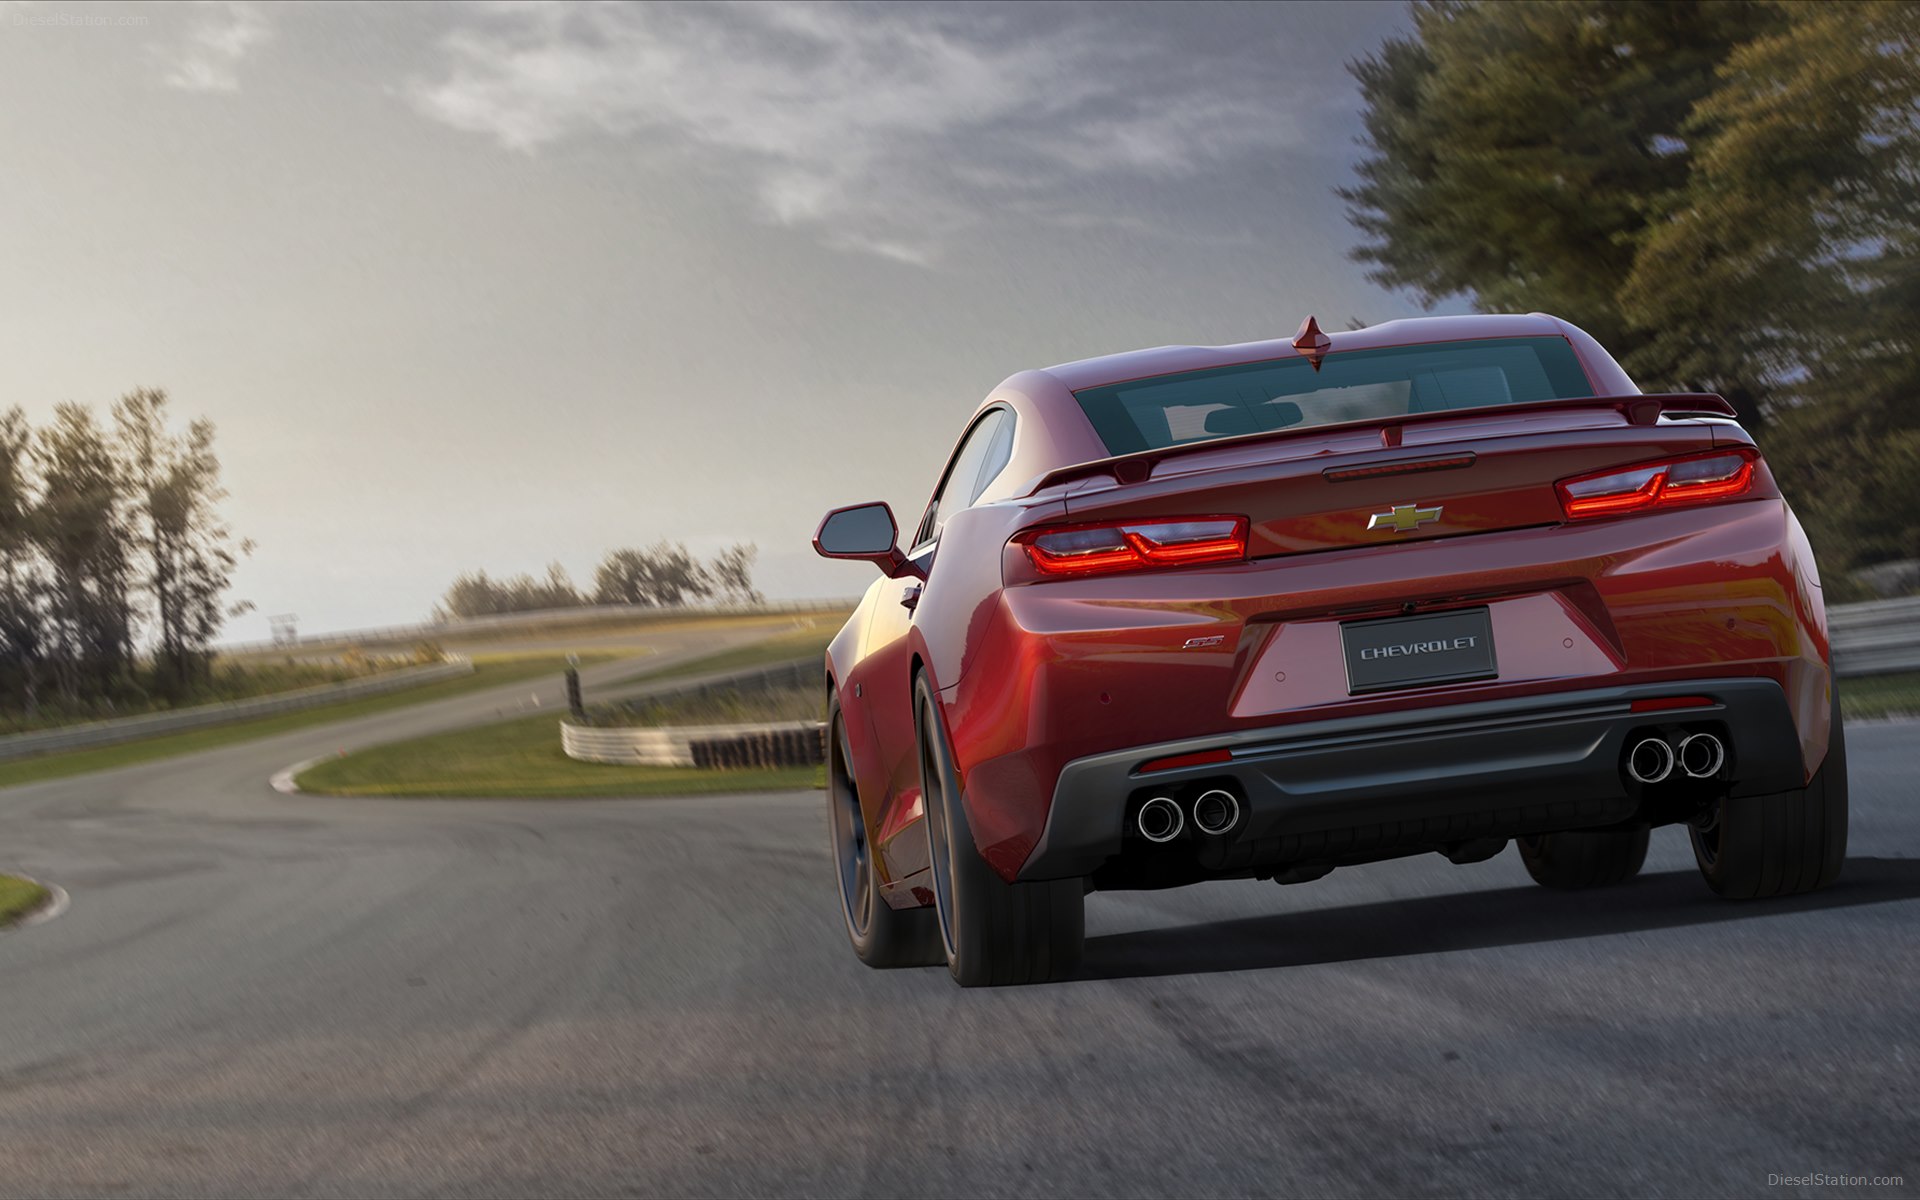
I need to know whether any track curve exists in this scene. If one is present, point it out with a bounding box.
[1,652,1915,1197]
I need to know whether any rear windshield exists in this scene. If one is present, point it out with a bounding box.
[1072,336,1595,455]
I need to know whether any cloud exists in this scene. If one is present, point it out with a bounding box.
[407,2,1311,266]
[162,1,270,93]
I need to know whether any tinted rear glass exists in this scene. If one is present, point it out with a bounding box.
[1072,337,1595,455]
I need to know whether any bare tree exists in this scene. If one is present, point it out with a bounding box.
[708,543,762,605]
[115,389,251,694]
[591,541,711,607]
[437,562,583,618]
[31,404,136,705]
[0,408,42,714]
[443,540,762,617]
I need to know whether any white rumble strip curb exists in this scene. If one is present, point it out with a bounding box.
[271,757,327,795]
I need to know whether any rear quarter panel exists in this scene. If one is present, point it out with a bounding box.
[941,494,1835,881]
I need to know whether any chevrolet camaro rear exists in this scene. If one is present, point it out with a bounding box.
[814,313,1846,987]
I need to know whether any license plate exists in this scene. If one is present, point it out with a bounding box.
[1341,607,1497,695]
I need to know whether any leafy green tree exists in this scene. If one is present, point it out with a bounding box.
[1622,2,1920,579]
[1343,0,1784,417]
[1346,1,1920,589]
[0,392,248,719]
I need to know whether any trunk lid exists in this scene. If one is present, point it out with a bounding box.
[1044,398,1734,556]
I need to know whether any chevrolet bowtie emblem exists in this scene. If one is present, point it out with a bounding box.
[1368,503,1443,533]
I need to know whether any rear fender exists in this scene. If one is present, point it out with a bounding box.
[1781,502,1834,781]
[913,496,1066,694]
[910,496,1066,876]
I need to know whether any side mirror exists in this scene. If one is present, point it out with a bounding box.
[812,502,924,579]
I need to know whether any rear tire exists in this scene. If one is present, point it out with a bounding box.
[1517,825,1650,889]
[1688,685,1848,899]
[827,691,942,969]
[916,674,1083,987]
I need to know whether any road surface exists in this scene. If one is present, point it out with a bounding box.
[1,649,1914,1197]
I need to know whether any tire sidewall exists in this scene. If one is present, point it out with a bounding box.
[1689,683,1848,897]
[826,693,879,956]
[915,674,975,981]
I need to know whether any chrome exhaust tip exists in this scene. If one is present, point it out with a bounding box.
[1136,796,1184,843]
[1626,737,1676,784]
[1678,732,1725,779]
[1191,788,1240,836]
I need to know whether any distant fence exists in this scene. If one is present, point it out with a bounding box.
[1832,596,1920,678]
[218,598,862,656]
[0,659,474,763]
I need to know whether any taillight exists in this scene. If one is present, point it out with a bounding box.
[1017,516,1249,576]
[1556,449,1758,520]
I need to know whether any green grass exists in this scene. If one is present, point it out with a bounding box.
[435,608,849,653]
[294,625,840,799]
[0,654,611,790]
[637,623,836,683]
[0,875,50,926]
[0,656,435,736]
[1841,671,1920,720]
[296,710,813,798]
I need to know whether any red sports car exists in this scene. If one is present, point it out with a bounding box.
[812,313,1845,987]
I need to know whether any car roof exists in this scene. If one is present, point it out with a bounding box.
[971,312,1639,500]
[1036,312,1582,392]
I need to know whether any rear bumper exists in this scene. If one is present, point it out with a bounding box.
[1016,678,1805,882]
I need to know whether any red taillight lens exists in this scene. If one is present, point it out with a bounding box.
[1137,748,1233,774]
[1630,696,1715,713]
[1557,449,1758,520]
[1019,516,1249,576]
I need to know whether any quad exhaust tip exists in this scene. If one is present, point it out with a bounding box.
[1678,732,1725,779]
[1191,788,1240,836]
[1626,737,1676,784]
[1137,796,1184,843]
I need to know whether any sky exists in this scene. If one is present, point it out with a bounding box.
[0,0,1450,642]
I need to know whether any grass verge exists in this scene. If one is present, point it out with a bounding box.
[296,626,839,798]
[296,710,814,798]
[0,654,611,791]
[221,607,851,662]
[0,657,428,736]
[633,623,835,683]
[1841,671,1920,720]
[435,609,848,654]
[0,875,51,926]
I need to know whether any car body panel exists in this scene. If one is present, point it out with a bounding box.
[940,496,1830,879]
[819,313,1833,899]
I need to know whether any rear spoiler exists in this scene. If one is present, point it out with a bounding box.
[1032,392,1738,492]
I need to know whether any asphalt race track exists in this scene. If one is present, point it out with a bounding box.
[2,643,1915,1197]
